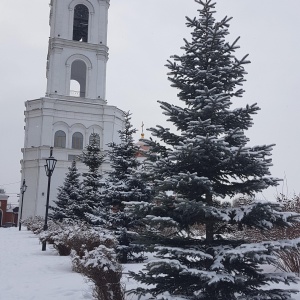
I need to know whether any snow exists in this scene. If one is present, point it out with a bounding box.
[0,227,93,300]
[1,227,300,300]
[0,227,149,300]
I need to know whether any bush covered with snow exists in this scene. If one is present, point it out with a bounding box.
[72,245,124,300]
[68,224,124,300]
[39,221,73,256]
[275,247,300,277]
[23,216,45,234]
[68,223,116,258]
[38,221,116,258]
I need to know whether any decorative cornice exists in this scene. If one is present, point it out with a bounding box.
[49,37,108,53]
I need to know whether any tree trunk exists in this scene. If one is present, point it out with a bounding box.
[205,193,214,243]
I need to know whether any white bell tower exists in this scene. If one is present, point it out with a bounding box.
[21,0,124,219]
[46,0,109,100]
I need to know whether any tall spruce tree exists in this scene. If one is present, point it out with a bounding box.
[50,159,81,221]
[104,112,153,263]
[79,133,105,224]
[105,112,152,208]
[130,1,300,299]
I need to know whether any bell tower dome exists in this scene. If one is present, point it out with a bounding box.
[20,0,124,219]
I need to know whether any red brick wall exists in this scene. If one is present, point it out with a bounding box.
[0,200,7,226]
[0,200,18,226]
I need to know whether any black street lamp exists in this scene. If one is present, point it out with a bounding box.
[19,179,27,231]
[42,147,57,251]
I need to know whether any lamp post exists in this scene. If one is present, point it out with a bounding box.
[19,179,27,231]
[42,147,57,251]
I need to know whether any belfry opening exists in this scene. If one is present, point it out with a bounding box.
[70,60,87,97]
[73,4,89,42]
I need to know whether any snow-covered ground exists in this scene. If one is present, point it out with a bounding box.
[1,227,300,300]
[0,227,147,300]
[0,227,94,300]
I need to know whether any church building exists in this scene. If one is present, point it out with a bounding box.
[20,0,124,219]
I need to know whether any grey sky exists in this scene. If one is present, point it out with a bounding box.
[1,0,300,203]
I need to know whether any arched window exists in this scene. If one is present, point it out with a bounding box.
[54,130,66,148]
[89,133,100,147]
[73,4,89,42]
[72,132,83,149]
[70,60,87,97]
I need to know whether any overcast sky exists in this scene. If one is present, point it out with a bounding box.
[1,0,300,203]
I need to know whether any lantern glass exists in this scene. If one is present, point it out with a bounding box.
[45,157,57,173]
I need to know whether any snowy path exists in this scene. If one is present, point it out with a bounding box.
[0,227,93,300]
